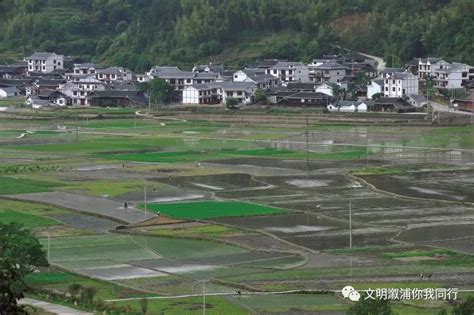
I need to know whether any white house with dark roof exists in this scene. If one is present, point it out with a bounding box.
[96,67,133,84]
[233,69,279,89]
[382,70,418,98]
[182,84,221,104]
[147,66,221,92]
[266,62,310,83]
[431,62,474,89]
[25,52,64,74]
[221,82,257,104]
[418,58,449,80]
[367,79,384,99]
[308,61,347,84]
[0,86,20,98]
[315,82,342,97]
[72,63,102,76]
[59,77,106,106]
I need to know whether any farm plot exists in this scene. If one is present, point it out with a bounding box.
[207,157,379,173]
[14,191,153,223]
[102,148,296,164]
[0,176,61,195]
[49,213,120,233]
[359,169,474,203]
[0,210,59,228]
[146,200,290,220]
[42,235,161,263]
[227,293,346,314]
[41,235,165,281]
[152,173,270,192]
[130,235,247,260]
[214,213,344,237]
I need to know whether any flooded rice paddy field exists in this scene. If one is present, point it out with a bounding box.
[360,169,474,203]
[167,158,474,253]
[1,118,473,312]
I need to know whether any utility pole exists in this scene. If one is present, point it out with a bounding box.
[305,115,309,185]
[144,179,147,220]
[47,234,50,272]
[75,113,79,143]
[148,91,152,114]
[366,140,369,166]
[202,280,206,315]
[349,200,352,249]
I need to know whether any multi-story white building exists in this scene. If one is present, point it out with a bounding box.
[73,63,101,75]
[59,77,106,106]
[383,71,418,97]
[147,66,221,92]
[266,62,310,82]
[418,58,449,80]
[25,52,64,74]
[221,82,257,104]
[182,84,221,104]
[233,69,279,89]
[308,61,347,84]
[431,63,474,89]
[182,82,257,105]
[96,67,133,84]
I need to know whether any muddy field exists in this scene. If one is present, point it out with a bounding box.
[360,169,474,203]
[14,191,153,223]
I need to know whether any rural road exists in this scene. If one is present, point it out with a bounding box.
[19,298,92,315]
[430,100,474,116]
[356,51,386,71]
[331,45,386,71]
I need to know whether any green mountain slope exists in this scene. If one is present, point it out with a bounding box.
[0,0,472,70]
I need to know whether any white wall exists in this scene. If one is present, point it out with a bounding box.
[367,81,382,99]
[182,87,200,104]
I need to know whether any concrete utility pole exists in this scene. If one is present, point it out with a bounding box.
[202,280,206,315]
[148,91,152,114]
[305,115,309,185]
[47,234,50,272]
[144,179,147,220]
[349,200,352,249]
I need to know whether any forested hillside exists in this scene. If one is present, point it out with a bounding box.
[0,0,472,70]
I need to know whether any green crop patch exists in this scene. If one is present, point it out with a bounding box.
[0,176,61,195]
[223,148,295,156]
[0,210,59,228]
[146,200,290,219]
[106,150,207,163]
[25,271,81,285]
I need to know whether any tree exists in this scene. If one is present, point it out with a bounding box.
[225,97,238,109]
[68,283,82,300]
[80,287,96,304]
[333,85,345,100]
[147,78,173,105]
[0,223,47,313]
[140,297,148,315]
[254,89,267,103]
[453,296,474,315]
[371,93,383,100]
[346,296,393,315]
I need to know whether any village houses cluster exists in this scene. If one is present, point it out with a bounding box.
[0,51,473,112]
